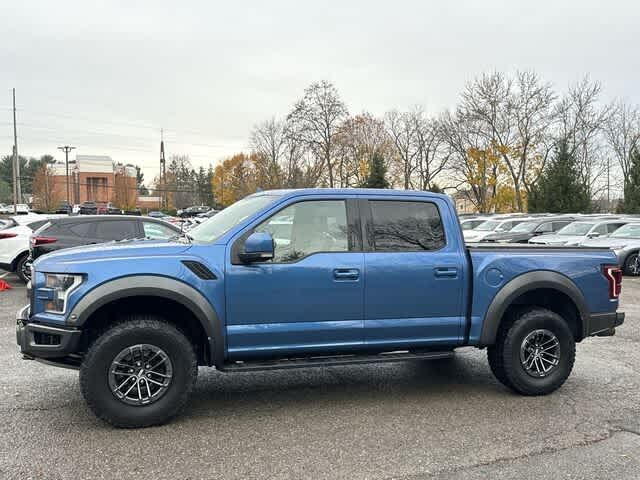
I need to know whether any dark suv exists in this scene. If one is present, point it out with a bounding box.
[26,215,180,279]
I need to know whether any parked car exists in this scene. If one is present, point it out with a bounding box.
[17,188,624,427]
[581,222,640,275]
[177,205,210,218]
[0,203,11,214]
[0,217,51,281]
[529,219,628,246]
[147,211,169,218]
[460,216,492,231]
[481,216,576,243]
[96,202,122,215]
[79,201,98,215]
[463,217,529,242]
[25,215,181,281]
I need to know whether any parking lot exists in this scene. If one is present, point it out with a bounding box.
[0,270,638,479]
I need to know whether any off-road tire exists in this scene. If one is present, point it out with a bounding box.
[487,307,575,395]
[80,316,198,428]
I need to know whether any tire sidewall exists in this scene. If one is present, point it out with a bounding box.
[624,253,639,276]
[81,323,196,427]
[16,254,29,283]
[504,312,574,393]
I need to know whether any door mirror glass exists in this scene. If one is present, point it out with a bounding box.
[239,231,274,263]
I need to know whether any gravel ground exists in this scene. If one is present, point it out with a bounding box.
[0,270,638,479]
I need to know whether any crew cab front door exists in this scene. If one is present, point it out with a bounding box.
[225,198,364,359]
[361,198,466,348]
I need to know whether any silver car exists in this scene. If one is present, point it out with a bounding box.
[528,219,628,246]
[581,223,640,275]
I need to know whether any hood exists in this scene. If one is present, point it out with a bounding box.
[528,234,583,245]
[33,239,193,272]
[580,237,639,249]
[482,232,532,243]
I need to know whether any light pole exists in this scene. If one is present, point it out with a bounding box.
[57,146,76,211]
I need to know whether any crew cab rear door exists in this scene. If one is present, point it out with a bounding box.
[361,197,466,348]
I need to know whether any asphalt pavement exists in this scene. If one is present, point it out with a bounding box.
[0,270,638,479]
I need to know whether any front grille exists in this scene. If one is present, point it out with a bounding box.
[33,331,61,346]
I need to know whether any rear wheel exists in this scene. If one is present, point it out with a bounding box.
[623,253,640,276]
[487,307,575,395]
[80,316,197,428]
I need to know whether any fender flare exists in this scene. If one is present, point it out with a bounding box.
[479,270,589,346]
[68,275,223,366]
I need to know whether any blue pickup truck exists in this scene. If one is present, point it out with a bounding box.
[16,189,625,427]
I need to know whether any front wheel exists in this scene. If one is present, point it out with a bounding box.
[80,316,198,428]
[487,307,575,395]
[15,253,30,283]
[623,253,640,276]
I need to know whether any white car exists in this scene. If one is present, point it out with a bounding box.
[0,216,52,282]
[463,218,530,242]
[528,219,628,246]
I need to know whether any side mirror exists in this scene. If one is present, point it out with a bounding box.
[239,231,274,263]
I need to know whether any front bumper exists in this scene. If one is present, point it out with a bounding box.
[584,311,625,337]
[16,305,82,358]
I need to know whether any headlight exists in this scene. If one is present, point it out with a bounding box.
[43,273,83,314]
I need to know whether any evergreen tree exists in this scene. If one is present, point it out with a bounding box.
[362,152,389,189]
[617,149,640,213]
[529,139,591,213]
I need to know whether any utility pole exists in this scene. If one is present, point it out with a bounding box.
[607,157,611,213]
[12,88,21,213]
[57,145,76,211]
[160,129,166,210]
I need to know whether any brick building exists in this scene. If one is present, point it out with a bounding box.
[50,155,137,207]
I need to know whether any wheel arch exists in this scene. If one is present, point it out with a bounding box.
[479,271,589,346]
[69,275,223,366]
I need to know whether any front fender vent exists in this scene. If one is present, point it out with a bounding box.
[181,261,217,280]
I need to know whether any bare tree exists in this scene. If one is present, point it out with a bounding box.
[413,114,450,190]
[287,81,348,187]
[459,71,555,211]
[604,100,640,180]
[553,77,613,197]
[250,117,286,189]
[335,112,391,187]
[385,109,419,189]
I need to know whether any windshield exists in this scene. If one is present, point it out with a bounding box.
[557,222,594,236]
[610,223,640,238]
[510,221,537,233]
[188,194,280,242]
[475,220,499,231]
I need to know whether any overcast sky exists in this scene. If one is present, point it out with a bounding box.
[2,0,639,183]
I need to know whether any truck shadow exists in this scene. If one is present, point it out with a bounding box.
[185,352,503,420]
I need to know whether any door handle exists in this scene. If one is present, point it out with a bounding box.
[333,268,360,281]
[434,267,458,278]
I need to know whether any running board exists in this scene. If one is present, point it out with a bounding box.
[219,350,454,372]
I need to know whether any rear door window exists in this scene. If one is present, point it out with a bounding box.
[368,200,445,252]
[69,222,94,237]
[607,223,625,233]
[94,220,140,241]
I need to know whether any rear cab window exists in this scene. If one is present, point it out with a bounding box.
[368,200,445,252]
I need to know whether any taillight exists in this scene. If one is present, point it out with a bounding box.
[0,232,18,239]
[32,236,57,247]
[603,265,622,299]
